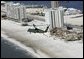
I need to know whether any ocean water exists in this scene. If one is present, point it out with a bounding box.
[1,37,35,58]
[12,1,83,11]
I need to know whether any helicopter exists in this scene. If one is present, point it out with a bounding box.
[27,24,50,33]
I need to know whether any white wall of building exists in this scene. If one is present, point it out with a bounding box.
[51,1,59,9]
[6,2,27,22]
[45,8,64,30]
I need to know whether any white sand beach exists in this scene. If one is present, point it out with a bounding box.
[1,19,83,58]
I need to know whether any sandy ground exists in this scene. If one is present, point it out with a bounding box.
[64,14,83,25]
[1,32,50,58]
[1,20,83,58]
[26,8,44,14]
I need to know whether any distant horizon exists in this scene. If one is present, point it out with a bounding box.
[5,1,83,11]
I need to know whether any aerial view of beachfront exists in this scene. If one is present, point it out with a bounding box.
[1,1,83,58]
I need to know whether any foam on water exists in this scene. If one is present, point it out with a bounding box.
[1,33,49,58]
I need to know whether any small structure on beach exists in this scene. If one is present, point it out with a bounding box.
[27,24,49,33]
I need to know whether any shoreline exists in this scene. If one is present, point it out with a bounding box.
[1,20,83,58]
[1,31,50,58]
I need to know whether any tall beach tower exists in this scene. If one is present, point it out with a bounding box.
[51,1,59,9]
[45,1,64,30]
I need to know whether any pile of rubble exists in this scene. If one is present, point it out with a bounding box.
[50,27,83,41]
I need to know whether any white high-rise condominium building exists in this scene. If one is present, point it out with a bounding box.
[6,2,13,18]
[6,2,27,22]
[45,7,64,30]
[18,5,27,22]
[51,1,59,9]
